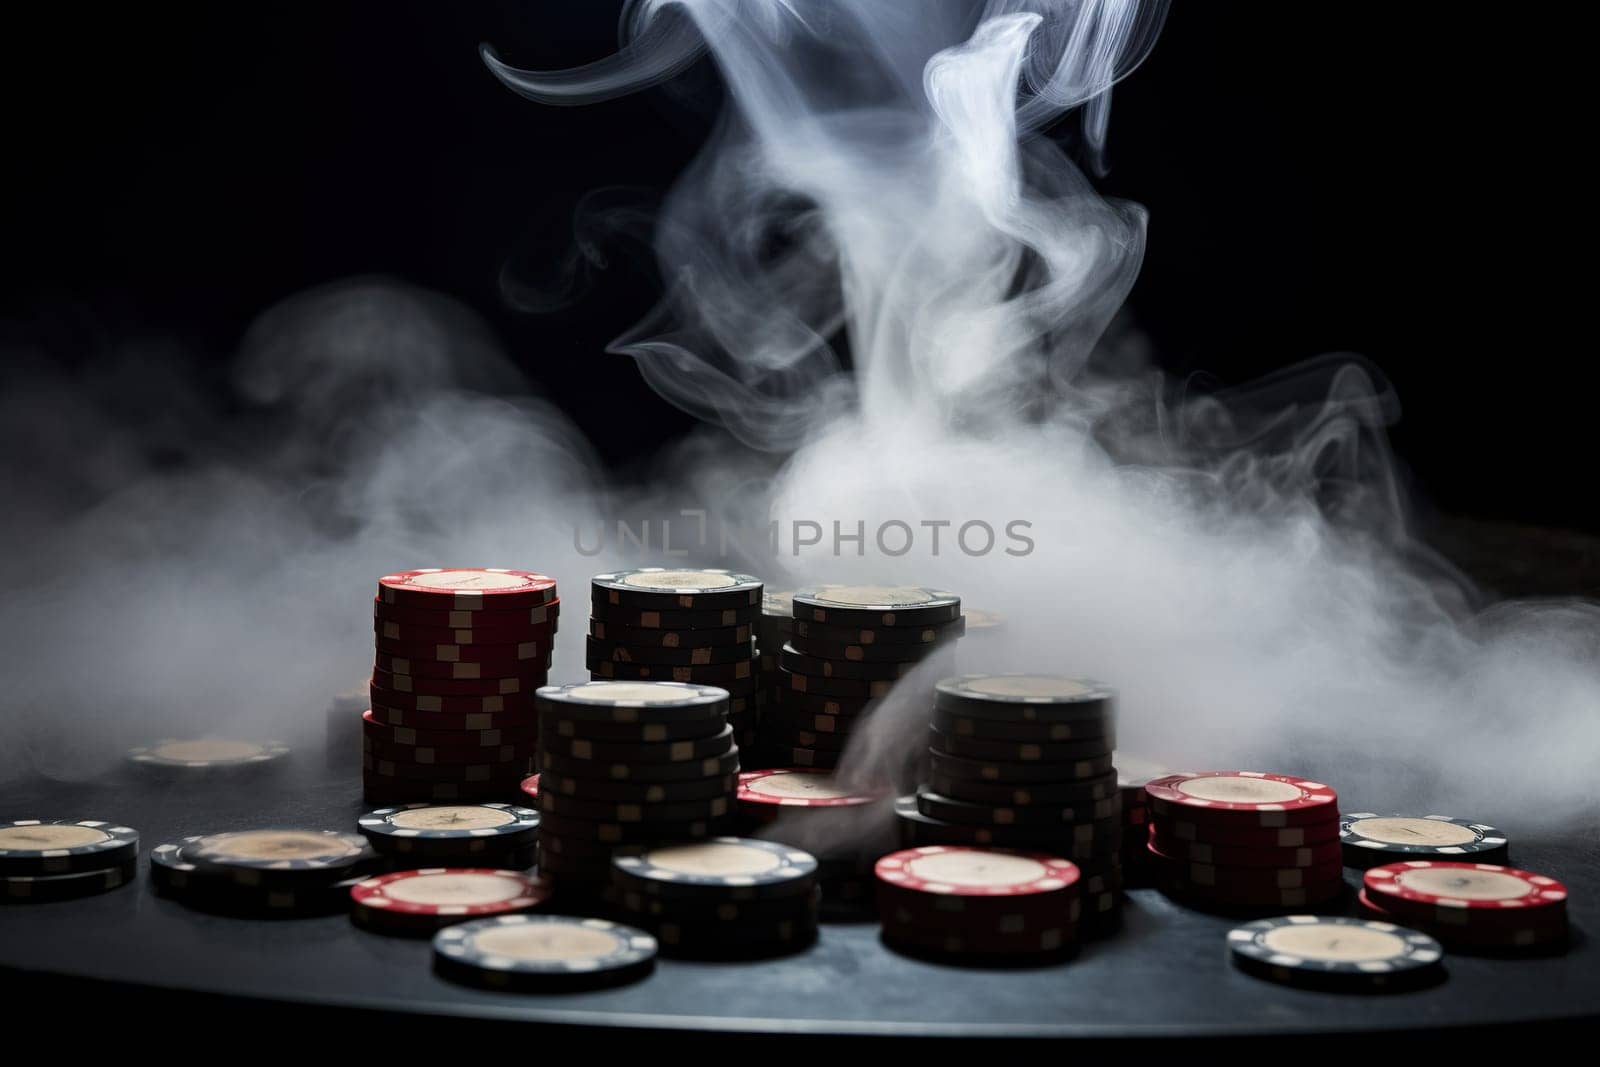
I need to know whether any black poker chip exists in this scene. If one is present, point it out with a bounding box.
[932,675,1115,722]
[915,790,1118,827]
[928,749,1116,784]
[0,819,140,877]
[784,634,939,663]
[1227,916,1445,991]
[1338,813,1510,866]
[535,681,730,724]
[772,687,879,717]
[538,745,741,783]
[433,915,658,992]
[541,723,736,765]
[356,802,540,858]
[931,708,1113,742]
[590,602,760,631]
[793,615,966,647]
[534,771,739,805]
[182,829,377,890]
[791,587,961,627]
[537,810,726,845]
[588,656,756,685]
[926,771,1119,806]
[778,644,921,681]
[587,635,756,666]
[588,619,754,648]
[894,796,1122,855]
[538,790,732,825]
[591,568,763,610]
[2,859,137,903]
[926,728,1116,764]
[780,667,895,700]
[784,746,842,769]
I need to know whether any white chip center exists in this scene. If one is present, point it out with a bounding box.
[0,824,109,850]
[1351,818,1478,848]
[964,676,1092,700]
[644,841,781,878]
[387,872,527,906]
[1261,924,1407,962]
[621,570,736,591]
[812,585,935,608]
[1396,867,1532,901]
[405,570,533,591]
[475,923,622,962]
[904,850,1048,889]
[202,831,357,862]
[567,682,702,705]
[749,772,852,801]
[1180,776,1302,804]
[390,806,515,831]
[152,739,268,761]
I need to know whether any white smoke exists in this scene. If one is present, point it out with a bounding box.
[483,0,1600,827]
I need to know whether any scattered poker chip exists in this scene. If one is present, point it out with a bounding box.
[357,803,540,856]
[927,771,1118,807]
[778,644,919,681]
[591,568,763,610]
[127,738,289,771]
[928,749,1115,784]
[374,618,557,647]
[916,791,1117,828]
[588,620,753,649]
[534,771,738,805]
[932,675,1114,721]
[1161,816,1340,849]
[1,860,137,903]
[534,681,729,724]
[589,657,755,685]
[590,602,759,631]
[1227,915,1444,990]
[432,914,657,991]
[781,667,894,699]
[350,868,553,935]
[784,635,934,664]
[184,829,375,888]
[792,615,965,647]
[1339,814,1509,863]
[0,820,140,876]
[612,838,819,901]
[926,727,1115,764]
[361,710,534,749]
[377,569,557,611]
[1148,828,1342,869]
[537,746,739,783]
[1144,772,1339,827]
[368,683,537,717]
[541,723,735,765]
[1362,861,1568,922]
[374,597,560,630]
[736,769,885,812]
[375,637,548,664]
[791,586,961,628]
[372,667,540,698]
[538,709,725,743]
[586,635,756,666]
[374,651,551,680]
[932,708,1113,742]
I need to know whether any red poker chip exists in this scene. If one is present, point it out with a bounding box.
[881,890,1083,931]
[350,868,552,918]
[366,701,535,733]
[1157,815,1340,849]
[1144,772,1339,826]
[1362,861,1569,921]
[1358,889,1569,947]
[875,845,1080,899]
[377,569,557,611]
[373,651,552,681]
[367,683,536,717]
[375,618,557,647]
[371,668,546,698]
[374,637,550,664]
[373,597,561,630]
[1147,826,1341,869]
[736,768,885,811]
[1163,875,1344,910]
[519,774,539,801]
[362,709,533,749]
[1145,841,1344,889]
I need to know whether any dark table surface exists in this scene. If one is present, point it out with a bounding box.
[2,752,1595,1041]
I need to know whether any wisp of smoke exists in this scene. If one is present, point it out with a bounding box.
[483,0,1600,828]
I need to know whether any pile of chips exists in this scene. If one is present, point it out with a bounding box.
[1360,860,1568,952]
[1,819,140,904]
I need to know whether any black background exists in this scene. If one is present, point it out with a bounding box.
[4,2,1591,531]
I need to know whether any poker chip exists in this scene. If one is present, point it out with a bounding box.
[538,746,739,783]
[371,667,536,698]
[432,915,657,991]
[927,749,1115,784]
[927,727,1115,764]
[926,771,1118,807]
[1146,841,1344,890]
[2,860,137,903]
[1339,814,1509,864]
[541,723,735,765]
[362,710,534,749]
[932,675,1114,721]
[127,738,289,771]
[534,771,738,805]
[735,769,884,813]
[780,667,894,699]
[589,620,754,649]
[875,845,1080,900]
[764,706,860,735]
[586,635,756,666]
[538,709,726,743]
[374,618,557,647]
[375,637,548,665]
[875,846,1081,957]
[895,797,1120,856]
[357,803,540,857]
[1362,861,1568,922]
[612,838,818,901]
[771,687,878,717]
[374,651,551,680]
[184,829,376,889]
[1144,772,1339,826]
[1227,915,1444,990]
[367,684,537,717]
[535,681,730,724]
[0,820,140,876]
[779,644,919,681]
[539,790,731,824]
[791,586,961,628]
[1148,827,1342,869]
[589,657,755,685]
[792,615,965,647]
[591,568,763,610]
[378,569,557,611]
[350,868,553,935]
[150,836,365,915]
[1161,816,1340,849]
[374,597,560,630]
[916,791,1117,827]
[932,708,1113,741]
[785,635,934,663]
[591,603,759,631]
[785,746,840,769]
[1357,888,1568,951]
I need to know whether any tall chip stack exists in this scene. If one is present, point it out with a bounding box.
[587,569,763,755]
[365,569,559,803]
[898,675,1123,932]
[533,681,740,890]
[752,590,796,767]
[772,586,965,770]
[1143,771,1343,911]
